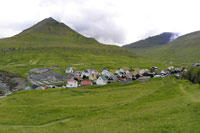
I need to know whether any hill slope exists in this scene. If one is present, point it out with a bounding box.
[123,32,179,48]
[123,31,200,66]
[154,31,200,64]
[0,17,159,75]
[0,78,200,132]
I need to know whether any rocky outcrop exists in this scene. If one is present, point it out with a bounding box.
[0,71,27,96]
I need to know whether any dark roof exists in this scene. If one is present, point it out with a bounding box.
[31,84,38,89]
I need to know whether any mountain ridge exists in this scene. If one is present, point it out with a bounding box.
[123,32,179,48]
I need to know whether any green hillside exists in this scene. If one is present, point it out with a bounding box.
[0,78,200,132]
[123,31,200,66]
[123,32,178,49]
[155,31,200,64]
[0,18,161,76]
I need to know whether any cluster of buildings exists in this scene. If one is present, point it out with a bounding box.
[26,65,187,90]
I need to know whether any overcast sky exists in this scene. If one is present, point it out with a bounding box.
[0,0,200,46]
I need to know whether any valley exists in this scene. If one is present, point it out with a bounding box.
[0,17,200,133]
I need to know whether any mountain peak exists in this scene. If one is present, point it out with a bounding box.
[11,17,99,44]
[42,17,59,23]
[20,17,67,34]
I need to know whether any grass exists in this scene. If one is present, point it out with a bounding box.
[0,41,165,76]
[0,78,199,132]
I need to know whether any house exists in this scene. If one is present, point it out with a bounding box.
[101,70,109,75]
[119,68,125,73]
[88,69,99,75]
[31,84,39,89]
[74,76,82,81]
[115,68,125,76]
[96,76,108,85]
[150,67,158,73]
[105,72,114,78]
[125,70,130,74]
[67,79,78,88]
[115,69,126,78]
[74,71,81,77]
[126,72,132,79]
[108,75,118,83]
[81,81,93,86]
[74,71,82,81]
[41,86,48,90]
[89,73,97,81]
[81,70,90,78]
[140,69,148,75]
[161,69,168,74]
[65,66,73,74]
[193,63,200,67]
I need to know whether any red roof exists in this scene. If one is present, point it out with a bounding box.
[68,79,77,82]
[81,81,92,86]
[126,73,132,78]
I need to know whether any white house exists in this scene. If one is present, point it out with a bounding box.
[105,72,114,78]
[96,76,108,85]
[101,69,109,75]
[65,66,73,74]
[67,79,78,88]
[119,68,125,73]
[140,69,148,74]
[125,70,130,74]
[81,70,90,78]
[88,69,99,75]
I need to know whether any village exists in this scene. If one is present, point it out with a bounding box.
[25,65,188,90]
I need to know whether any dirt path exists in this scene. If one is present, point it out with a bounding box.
[11,117,75,128]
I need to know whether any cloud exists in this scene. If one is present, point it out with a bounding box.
[0,0,200,46]
[38,0,126,44]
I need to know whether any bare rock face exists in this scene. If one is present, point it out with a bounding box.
[0,71,28,96]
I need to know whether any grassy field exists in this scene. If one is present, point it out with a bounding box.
[0,78,199,132]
